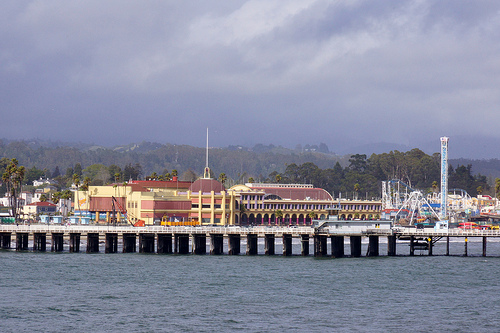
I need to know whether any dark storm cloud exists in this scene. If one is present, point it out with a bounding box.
[2,0,500,156]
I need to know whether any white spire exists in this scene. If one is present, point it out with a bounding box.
[203,128,211,179]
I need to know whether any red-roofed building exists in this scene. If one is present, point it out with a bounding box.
[229,183,337,225]
[24,201,57,216]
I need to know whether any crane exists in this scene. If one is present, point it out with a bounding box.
[111,196,145,227]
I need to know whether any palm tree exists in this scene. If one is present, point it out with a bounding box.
[218,173,227,185]
[308,211,316,225]
[275,210,283,225]
[354,183,360,200]
[52,191,61,205]
[82,176,91,213]
[477,186,483,195]
[2,158,25,223]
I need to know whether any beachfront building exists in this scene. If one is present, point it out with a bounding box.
[186,177,237,225]
[73,176,383,225]
[74,175,237,226]
[23,201,57,217]
[338,199,382,220]
[75,177,193,225]
[230,183,337,225]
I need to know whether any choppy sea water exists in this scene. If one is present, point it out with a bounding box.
[1,238,500,332]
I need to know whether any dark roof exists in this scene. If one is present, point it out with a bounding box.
[251,186,333,201]
[189,178,225,193]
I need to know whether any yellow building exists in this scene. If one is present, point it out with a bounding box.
[186,178,237,225]
[75,177,382,225]
[75,178,193,225]
[338,199,382,220]
[230,183,337,225]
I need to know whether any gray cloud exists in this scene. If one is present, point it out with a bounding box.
[2,0,500,157]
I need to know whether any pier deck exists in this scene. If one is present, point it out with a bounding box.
[1,224,499,257]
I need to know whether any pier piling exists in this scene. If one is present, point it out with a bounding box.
[282,234,292,256]
[210,234,224,255]
[301,235,309,256]
[228,234,240,255]
[246,234,258,255]
[157,234,172,254]
[367,236,379,257]
[122,233,137,253]
[331,236,344,258]
[86,233,100,253]
[33,233,46,252]
[139,233,155,253]
[192,234,206,255]
[350,236,362,257]
[105,233,118,253]
[387,235,397,256]
[51,233,64,252]
[174,234,190,254]
[314,235,327,257]
[16,233,28,251]
[69,233,80,253]
[264,234,275,255]
[0,232,11,249]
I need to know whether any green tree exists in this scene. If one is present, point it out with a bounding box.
[218,173,227,185]
[354,183,361,199]
[275,174,282,183]
[477,186,483,195]
[52,191,61,205]
[2,158,25,222]
[275,210,284,225]
[24,166,45,185]
[74,163,83,177]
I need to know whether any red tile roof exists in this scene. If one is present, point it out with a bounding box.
[251,187,333,201]
[27,202,57,207]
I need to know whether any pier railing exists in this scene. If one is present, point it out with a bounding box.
[0,224,315,236]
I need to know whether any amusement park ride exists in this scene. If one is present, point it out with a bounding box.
[381,137,499,228]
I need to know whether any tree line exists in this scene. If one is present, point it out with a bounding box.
[272,149,491,199]
[1,147,493,201]
[0,137,497,196]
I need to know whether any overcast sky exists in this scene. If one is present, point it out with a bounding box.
[2,1,500,157]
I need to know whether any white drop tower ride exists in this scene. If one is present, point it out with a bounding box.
[440,137,449,219]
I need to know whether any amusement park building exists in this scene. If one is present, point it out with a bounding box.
[74,178,382,225]
[230,183,337,225]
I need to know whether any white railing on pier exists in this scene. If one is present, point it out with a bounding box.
[0,224,315,236]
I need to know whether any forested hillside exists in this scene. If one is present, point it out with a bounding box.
[0,140,497,199]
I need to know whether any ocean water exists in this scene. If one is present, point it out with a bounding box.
[1,238,500,332]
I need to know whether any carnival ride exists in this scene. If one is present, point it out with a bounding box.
[381,180,475,225]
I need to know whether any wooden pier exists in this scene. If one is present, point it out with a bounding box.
[1,225,499,257]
